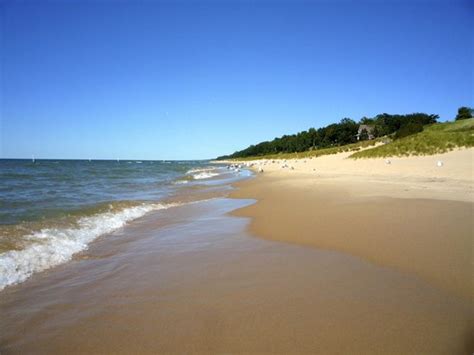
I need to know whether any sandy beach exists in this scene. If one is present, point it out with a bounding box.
[226,148,474,352]
[1,149,472,354]
[227,148,473,202]
[229,149,474,301]
[1,198,472,354]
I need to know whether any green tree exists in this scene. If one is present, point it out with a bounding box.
[216,110,440,159]
[455,107,473,121]
[394,122,423,139]
[308,128,319,149]
[360,116,374,125]
[372,125,381,138]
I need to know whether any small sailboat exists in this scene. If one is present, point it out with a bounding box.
[32,155,35,164]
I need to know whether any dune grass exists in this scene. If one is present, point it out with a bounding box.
[225,139,381,161]
[224,119,474,162]
[349,119,474,159]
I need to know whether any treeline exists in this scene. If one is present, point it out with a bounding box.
[217,112,439,159]
[455,106,473,121]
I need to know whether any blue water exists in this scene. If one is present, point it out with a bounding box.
[0,159,241,290]
[1,159,209,225]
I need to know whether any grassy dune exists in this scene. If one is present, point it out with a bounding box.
[350,119,474,159]
[226,139,381,161]
[225,119,473,162]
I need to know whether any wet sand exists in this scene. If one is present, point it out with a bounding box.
[230,175,473,301]
[1,197,472,353]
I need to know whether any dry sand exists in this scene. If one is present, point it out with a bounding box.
[227,148,473,202]
[229,149,473,301]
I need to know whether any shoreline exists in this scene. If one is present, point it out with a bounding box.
[1,197,472,353]
[228,149,473,300]
[1,150,472,353]
[0,163,248,292]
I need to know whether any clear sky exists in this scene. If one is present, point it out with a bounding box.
[1,0,472,160]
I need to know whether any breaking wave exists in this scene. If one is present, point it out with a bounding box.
[185,167,220,180]
[0,202,180,291]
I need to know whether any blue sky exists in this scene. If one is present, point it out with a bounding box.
[1,0,472,160]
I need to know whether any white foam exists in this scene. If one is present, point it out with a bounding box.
[0,202,179,291]
[173,180,189,185]
[192,172,219,180]
[186,167,216,174]
[185,167,220,180]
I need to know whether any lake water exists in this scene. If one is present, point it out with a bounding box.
[0,159,248,290]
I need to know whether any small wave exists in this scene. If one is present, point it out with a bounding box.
[193,172,219,180]
[0,202,179,291]
[173,180,189,185]
[185,167,217,174]
[185,167,220,180]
